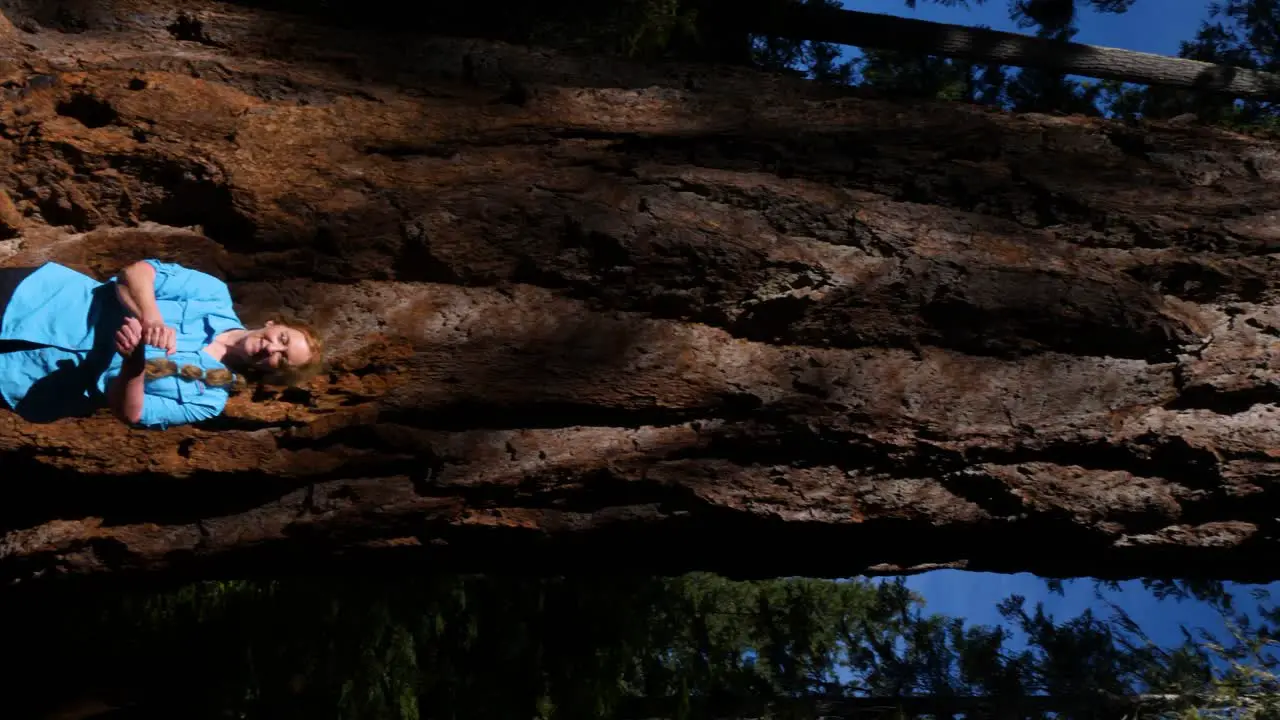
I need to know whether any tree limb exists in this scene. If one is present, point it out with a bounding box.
[746,3,1280,98]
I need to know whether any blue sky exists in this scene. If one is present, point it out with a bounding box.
[901,570,1279,652]
[836,0,1280,665]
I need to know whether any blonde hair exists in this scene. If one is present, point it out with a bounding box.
[268,318,325,386]
[143,319,325,395]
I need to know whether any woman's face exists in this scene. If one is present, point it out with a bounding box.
[237,321,313,371]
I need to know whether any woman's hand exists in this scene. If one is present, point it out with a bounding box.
[115,262,174,354]
[139,313,177,356]
[115,316,143,358]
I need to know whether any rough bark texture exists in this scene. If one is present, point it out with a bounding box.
[2,0,1280,588]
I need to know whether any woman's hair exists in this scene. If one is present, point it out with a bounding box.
[144,358,247,394]
[142,318,325,396]
[256,317,326,386]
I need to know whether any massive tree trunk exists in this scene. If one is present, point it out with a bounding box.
[2,0,1280,588]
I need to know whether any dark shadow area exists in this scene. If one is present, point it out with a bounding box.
[1122,255,1270,304]
[0,560,1272,718]
[0,572,1028,718]
[363,305,722,427]
[7,355,106,421]
[55,93,120,129]
[363,115,1208,364]
[103,154,259,248]
[727,258,1197,362]
[0,460,316,533]
[651,413,1271,547]
[375,395,763,433]
[1164,382,1280,415]
[211,0,716,60]
[187,0,1278,103]
[166,10,226,47]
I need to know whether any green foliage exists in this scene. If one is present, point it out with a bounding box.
[1161,585,1280,720]
[6,574,923,719]
[856,50,980,101]
[12,573,1280,719]
[1038,579,1280,720]
[746,0,855,82]
[1097,0,1280,130]
[852,3,1111,112]
[623,0,701,58]
[862,0,1274,131]
[999,2,1104,116]
[519,0,701,59]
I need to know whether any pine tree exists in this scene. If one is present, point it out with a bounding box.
[1100,0,1280,131]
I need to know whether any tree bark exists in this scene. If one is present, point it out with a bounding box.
[2,0,1280,588]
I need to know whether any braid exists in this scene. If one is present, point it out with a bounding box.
[137,318,324,396]
[144,358,247,395]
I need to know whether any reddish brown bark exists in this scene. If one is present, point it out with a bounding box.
[2,0,1280,587]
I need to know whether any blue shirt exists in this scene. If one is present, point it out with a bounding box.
[0,259,245,428]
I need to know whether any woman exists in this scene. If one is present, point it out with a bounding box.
[0,259,323,428]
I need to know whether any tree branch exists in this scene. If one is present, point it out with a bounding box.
[745,4,1280,98]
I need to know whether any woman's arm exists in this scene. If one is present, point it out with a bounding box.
[115,261,175,355]
[108,317,147,424]
[115,261,161,321]
[107,349,147,425]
